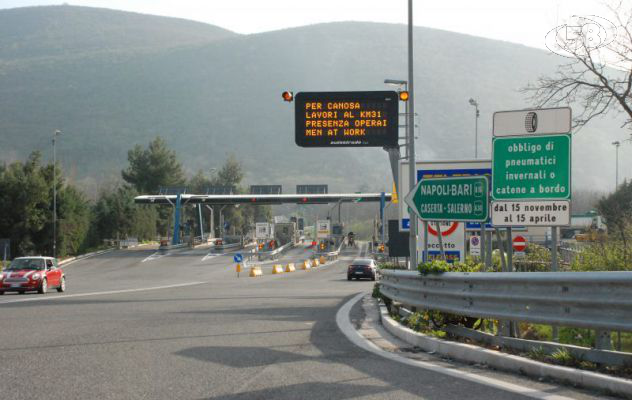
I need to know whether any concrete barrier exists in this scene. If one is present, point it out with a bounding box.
[272,264,284,274]
[249,266,263,277]
[301,260,311,270]
[319,255,327,265]
[311,259,320,268]
[285,263,296,272]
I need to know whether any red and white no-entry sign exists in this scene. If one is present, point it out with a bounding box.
[512,235,527,252]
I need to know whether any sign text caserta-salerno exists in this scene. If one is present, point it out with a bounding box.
[405,176,489,222]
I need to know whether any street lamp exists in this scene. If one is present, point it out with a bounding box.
[469,98,480,159]
[52,130,62,258]
[613,141,621,189]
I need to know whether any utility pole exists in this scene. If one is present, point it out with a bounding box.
[612,141,620,189]
[407,0,418,270]
[469,98,479,158]
[52,130,62,258]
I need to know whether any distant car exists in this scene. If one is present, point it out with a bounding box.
[347,258,377,281]
[0,256,66,295]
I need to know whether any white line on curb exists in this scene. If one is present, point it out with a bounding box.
[336,293,573,400]
[0,281,206,305]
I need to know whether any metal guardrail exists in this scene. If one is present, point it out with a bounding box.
[315,240,345,261]
[379,270,632,332]
[257,241,295,261]
[214,242,243,252]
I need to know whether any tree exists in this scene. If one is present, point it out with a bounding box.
[523,4,632,130]
[122,136,185,194]
[597,179,632,266]
[0,151,92,258]
[121,137,184,236]
[216,154,244,188]
[93,185,157,241]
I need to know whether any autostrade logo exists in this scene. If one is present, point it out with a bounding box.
[545,15,617,58]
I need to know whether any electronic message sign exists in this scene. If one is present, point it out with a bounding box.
[250,185,282,195]
[294,91,399,147]
[297,184,328,194]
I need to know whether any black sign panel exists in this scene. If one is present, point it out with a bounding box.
[295,91,399,147]
[387,220,409,257]
[205,186,236,195]
[158,187,187,195]
[296,184,328,194]
[249,185,282,195]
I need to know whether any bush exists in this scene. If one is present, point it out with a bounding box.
[417,259,483,275]
[571,240,630,271]
[371,282,381,299]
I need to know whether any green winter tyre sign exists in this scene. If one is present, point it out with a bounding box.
[492,134,571,200]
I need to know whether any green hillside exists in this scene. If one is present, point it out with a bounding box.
[0,5,625,193]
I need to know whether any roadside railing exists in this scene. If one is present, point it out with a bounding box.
[315,240,345,262]
[380,270,632,332]
[257,241,295,261]
[379,270,632,363]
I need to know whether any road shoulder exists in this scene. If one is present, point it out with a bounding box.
[337,293,617,400]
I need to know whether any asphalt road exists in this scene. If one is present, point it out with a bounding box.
[0,243,609,399]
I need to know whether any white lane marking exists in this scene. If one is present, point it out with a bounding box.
[142,251,168,263]
[202,253,223,261]
[0,281,206,305]
[61,248,116,267]
[336,293,573,400]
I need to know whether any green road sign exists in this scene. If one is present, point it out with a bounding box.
[404,176,489,222]
[492,134,571,200]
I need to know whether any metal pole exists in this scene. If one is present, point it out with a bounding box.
[551,226,559,342]
[205,205,215,239]
[435,222,445,261]
[495,228,507,271]
[475,104,479,159]
[613,141,620,189]
[480,224,486,270]
[338,201,342,224]
[422,221,428,264]
[407,0,418,271]
[52,130,61,258]
[486,230,493,269]
[380,193,386,247]
[506,227,513,272]
[172,194,182,245]
[198,204,204,239]
[616,144,619,188]
[405,83,409,159]
[219,205,227,241]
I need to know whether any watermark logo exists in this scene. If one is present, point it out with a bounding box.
[545,15,616,58]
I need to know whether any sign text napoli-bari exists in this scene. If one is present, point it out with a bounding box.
[405,176,489,222]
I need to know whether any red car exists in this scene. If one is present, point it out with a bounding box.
[0,256,66,295]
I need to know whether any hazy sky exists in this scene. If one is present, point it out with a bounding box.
[0,0,617,50]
